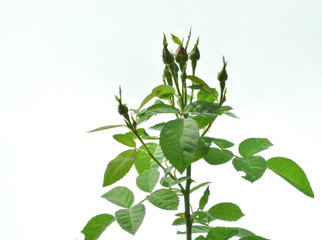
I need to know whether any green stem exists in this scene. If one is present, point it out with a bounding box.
[184,165,192,240]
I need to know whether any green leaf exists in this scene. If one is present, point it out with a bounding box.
[115,204,145,235]
[183,101,220,116]
[239,138,273,159]
[135,143,163,174]
[172,217,186,225]
[192,211,215,224]
[205,227,238,240]
[152,85,175,99]
[177,226,210,234]
[212,138,234,149]
[218,106,233,114]
[171,33,182,45]
[193,137,213,162]
[199,186,210,211]
[101,186,134,208]
[146,189,179,210]
[195,236,206,240]
[197,88,218,103]
[267,157,314,198]
[136,170,160,193]
[103,150,137,187]
[190,182,211,193]
[208,202,244,221]
[160,176,175,187]
[232,227,256,237]
[240,237,268,240]
[138,92,155,111]
[113,134,136,148]
[87,125,125,133]
[140,103,180,115]
[192,114,216,129]
[169,176,190,187]
[204,148,233,165]
[223,111,239,119]
[233,156,267,182]
[149,122,166,131]
[187,76,217,97]
[160,118,200,173]
[81,214,115,240]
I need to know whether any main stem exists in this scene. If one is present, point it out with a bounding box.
[184,165,192,240]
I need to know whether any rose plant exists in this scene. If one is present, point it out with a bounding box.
[80,31,314,240]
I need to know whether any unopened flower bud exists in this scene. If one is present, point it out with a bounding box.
[217,57,228,82]
[189,45,200,61]
[118,103,128,116]
[175,45,188,64]
[162,46,174,65]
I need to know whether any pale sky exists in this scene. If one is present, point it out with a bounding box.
[1,1,322,240]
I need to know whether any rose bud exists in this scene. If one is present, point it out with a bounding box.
[217,56,228,82]
[175,45,188,64]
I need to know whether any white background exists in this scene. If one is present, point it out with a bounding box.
[1,0,321,239]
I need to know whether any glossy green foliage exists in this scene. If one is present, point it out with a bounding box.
[82,32,314,240]
[160,118,199,173]
[267,157,314,197]
[115,204,146,235]
[81,214,115,240]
